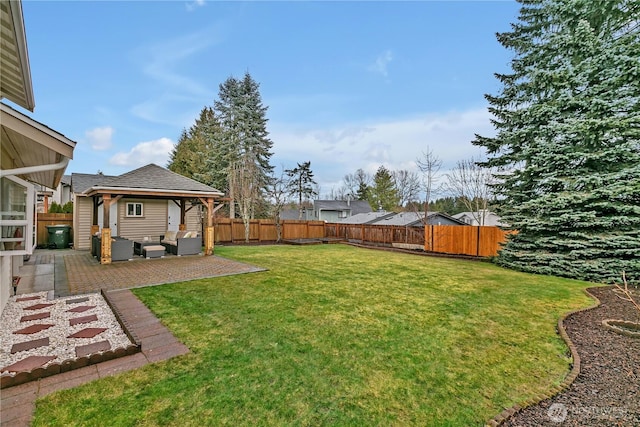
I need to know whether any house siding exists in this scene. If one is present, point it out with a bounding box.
[185,204,202,232]
[74,196,93,250]
[118,198,167,241]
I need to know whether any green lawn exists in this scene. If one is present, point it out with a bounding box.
[34,244,595,426]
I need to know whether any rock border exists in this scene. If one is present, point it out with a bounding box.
[0,290,141,389]
[485,287,603,427]
[601,319,640,338]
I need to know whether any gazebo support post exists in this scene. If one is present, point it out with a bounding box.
[204,197,214,256]
[100,194,112,264]
[179,199,187,231]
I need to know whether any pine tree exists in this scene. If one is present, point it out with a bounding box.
[286,161,318,219]
[368,166,400,211]
[474,0,640,284]
[216,72,274,237]
[168,107,221,187]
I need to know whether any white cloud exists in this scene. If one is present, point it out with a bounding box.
[85,126,114,151]
[109,137,174,168]
[368,50,393,77]
[186,0,206,12]
[270,107,494,194]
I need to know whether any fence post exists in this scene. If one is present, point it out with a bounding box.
[476,226,481,257]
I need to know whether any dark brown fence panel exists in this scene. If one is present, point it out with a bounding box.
[37,213,73,246]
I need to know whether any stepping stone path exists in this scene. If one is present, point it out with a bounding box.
[15,296,42,302]
[69,314,98,326]
[75,340,111,358]
[20,311,51,322]
[66,305,96,313]
[66,297,90,305]
[2,356,57,372]
[23,303,54,311]
[13,324,54,335]
[67,327,107,339]
[10,338,50,354]
[2,292,131,379]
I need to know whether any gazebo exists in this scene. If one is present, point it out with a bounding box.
[75,164,225,264]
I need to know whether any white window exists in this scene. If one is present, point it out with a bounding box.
[126,202,144,217]
[0,176,34,255]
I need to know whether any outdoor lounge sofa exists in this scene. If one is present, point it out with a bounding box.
[93,235,133,262]
[160,230,202,256]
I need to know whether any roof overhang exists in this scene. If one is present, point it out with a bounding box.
[82,186,224,199]
[1,102,76,189]
[0,0,35,111]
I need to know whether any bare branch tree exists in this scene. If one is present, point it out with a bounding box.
[229,154,261,242]
[416,147,442,223]
[265,167,291,242]
[443,157,495,225]
[393,170,421,208]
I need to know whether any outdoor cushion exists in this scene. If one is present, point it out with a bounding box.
[176,230,187,239]
[164,231,177,241]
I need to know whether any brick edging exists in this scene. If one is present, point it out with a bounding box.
[485,286,603,427]
[101,289,142,347]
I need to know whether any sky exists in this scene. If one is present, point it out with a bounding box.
[17,0,521,197]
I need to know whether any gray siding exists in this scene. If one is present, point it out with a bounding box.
[74,196,93,250]
[117,199,167,241]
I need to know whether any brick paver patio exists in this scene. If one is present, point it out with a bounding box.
[58,251,265,296]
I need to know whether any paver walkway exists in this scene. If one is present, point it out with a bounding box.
[1,289,189,427]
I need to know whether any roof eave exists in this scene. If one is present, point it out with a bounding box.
[2,0,35,111]
[83,186,224,198]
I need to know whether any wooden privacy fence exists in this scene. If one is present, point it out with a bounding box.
[37,213,73,246]
[324,223,424,247]
[214,219,326,243]
[425,225,511,257]
[325,222,510,257]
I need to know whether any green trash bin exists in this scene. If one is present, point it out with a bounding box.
[46,225,71,249]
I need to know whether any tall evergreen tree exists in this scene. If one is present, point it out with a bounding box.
[368,166,400,211]
[474,0,640,284]
[168,107,220,185]
[214,72,274,239]
[286,161,318,219]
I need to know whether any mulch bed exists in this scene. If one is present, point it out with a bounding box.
[502,286,640,426]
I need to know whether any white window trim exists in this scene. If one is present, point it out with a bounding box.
[126,202,144,218]
[0,175,34,256]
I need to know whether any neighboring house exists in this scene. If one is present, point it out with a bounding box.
[453,210,505,227]
[279,207,313,220]
[35,174,72,212]
[371,211,467,227]
[311,199,372,222]
[338,211,396,225]
[72,164,224,251]
[1,0,77,312]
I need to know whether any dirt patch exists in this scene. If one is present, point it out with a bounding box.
[501,286,640,426]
